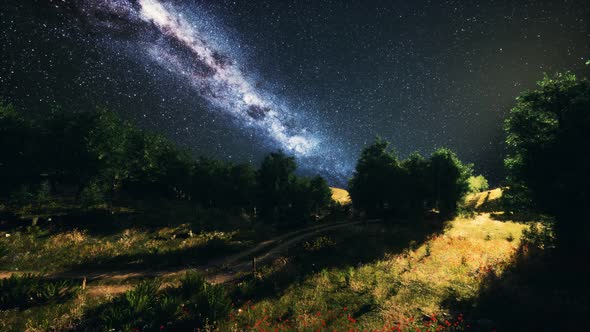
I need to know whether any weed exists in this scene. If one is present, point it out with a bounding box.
[84,270,230,331]
[0,274,78,310]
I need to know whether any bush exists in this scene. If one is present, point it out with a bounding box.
[85,271,230,331]
[9,185,33,207]
[0,274,78,310]
[468,175,489,193]
[35,180,52,205]
[80,181,106,207]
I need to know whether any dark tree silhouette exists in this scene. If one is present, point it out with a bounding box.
[428,148,472,219]
[504,72,590,254]
[348,139,472,219]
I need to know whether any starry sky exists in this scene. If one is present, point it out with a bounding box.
[1,0,589,186]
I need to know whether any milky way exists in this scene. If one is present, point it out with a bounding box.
[79,0,351,177]
[3,0,589,185]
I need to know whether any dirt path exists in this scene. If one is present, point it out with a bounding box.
[0,219,380,294]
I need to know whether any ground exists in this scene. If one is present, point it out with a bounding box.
[0,189,533,331]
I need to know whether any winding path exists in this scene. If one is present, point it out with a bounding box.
[0,219,381,294]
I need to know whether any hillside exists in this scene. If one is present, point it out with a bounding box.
[0,188,538,331]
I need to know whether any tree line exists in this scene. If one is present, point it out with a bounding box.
[348,138,473,219]
[0,105,332,227]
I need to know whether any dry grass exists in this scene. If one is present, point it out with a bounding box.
[0,224,243,273]
[225,195,529,330]
[464,188,503,210]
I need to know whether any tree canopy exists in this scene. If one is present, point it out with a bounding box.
[504,72,590,252]
[348,138,472,219]
[0,104,332,225]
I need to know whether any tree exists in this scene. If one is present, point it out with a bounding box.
[428,148,472,218]
[256,152,331,226]
[256,151,297,223]
[0,103,40,196]
[504,72,590,253]
[348,138,399,217]
[400,152,430,216]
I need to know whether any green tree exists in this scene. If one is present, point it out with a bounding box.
[348,138,399,217]
[256,151,297,223]
[85,109,133,199]
[400,152,430,216]
[0,103,40,197]
[428,148,472,218]
[504,72,590,253]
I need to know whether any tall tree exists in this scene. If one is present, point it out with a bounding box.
[348,138,399,217]
[504,72,590,253]
[256,151,297,223]
[428,148,472,218]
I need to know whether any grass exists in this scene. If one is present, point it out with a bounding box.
[0,224,249,273]
[80,271,230,332]
[220,213,527,330]
[463,188,502,213]
[0,189,545,331]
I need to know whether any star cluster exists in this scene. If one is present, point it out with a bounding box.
[1,0,589,185]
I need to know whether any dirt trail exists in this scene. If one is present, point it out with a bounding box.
[0,219,380,294]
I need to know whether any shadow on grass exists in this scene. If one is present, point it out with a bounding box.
[1,199,251,237]
[228,213,447,308]
[59,238,249,277]
[488,210,552,223]
[441,242,590,331]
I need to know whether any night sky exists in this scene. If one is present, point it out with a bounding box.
[1,0,589,186]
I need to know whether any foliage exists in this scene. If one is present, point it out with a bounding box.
[429,148,472,218]
[504,72,590,253]
[80,181,106,207]
[0,274,78,310]
[85,271,230,331]
[0,104,331,223]
[256,151,332,226]
[467,175,489,193]
[348,139,472,219]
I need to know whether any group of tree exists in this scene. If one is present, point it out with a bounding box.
[0,104,331,226]
[348,138,473,219]
[503,71,590,255]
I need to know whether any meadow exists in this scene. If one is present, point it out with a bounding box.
[0,189,544,331]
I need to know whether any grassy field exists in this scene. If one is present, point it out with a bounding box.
[220,203,527,331]
[0,189,541,331]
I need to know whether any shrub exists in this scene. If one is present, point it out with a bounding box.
[9,185,33,207]
[0,274,78,310]
[467,175,489,193]
[85,271,230,331]
[521,222,555,250]
[35,180,52,205]
[80,181,106,207]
